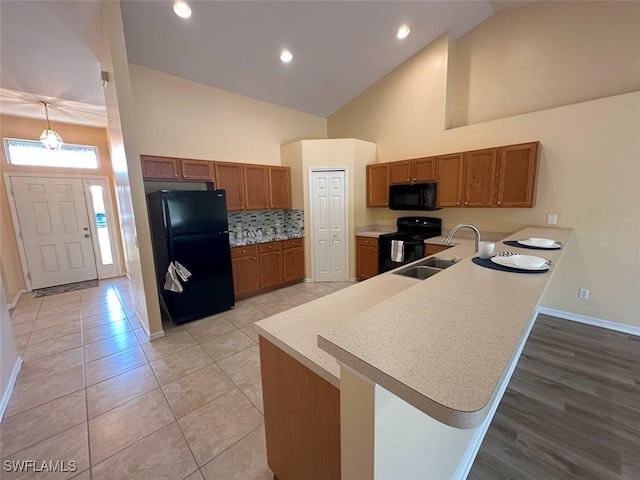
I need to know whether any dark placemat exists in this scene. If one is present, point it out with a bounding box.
[472,257,548,274]
[503,240,562,250]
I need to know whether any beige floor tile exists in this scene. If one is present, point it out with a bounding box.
[200,425,271,480]
[11,303,41,317]
[183,316,237,343]
[85,345,148,387]
[178,389,263,466]
[28,320,81,346]
[81,309,128,330]
[199,330,255,362]
[141,329,196,362]
[83,331,139,363]
[82,319,132,345]
[132,327,150,345]
[0,423,89,480]
[282,291,319,306]
[255,301,296,317]
[87,364,159,419]
[40,291,81,307]
[10,310,39,326]
[239,375,264,414]
[11,320,35,337]
[239,325,260,342]
[22,333,83,362]
[81,299,123,318]
[5,365,85,418]
[18,347,83,381]
[88,389,175,465]
[69,470,90,480]
[91,422,197,480]
[150,345,214,386]
[37,302,81,318]
[0,391,87,457]
[32,309,82,332]
[217,345,261,386]
[13,333,30,355]
[184,470,205,480]
[162,364,236,419]
[223,305,267,329]
[242,292,281,307]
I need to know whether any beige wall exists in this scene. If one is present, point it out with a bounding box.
[328,2,640,326]
[281,139,376,279]
[129,64,327,165]
[0,114,121,303]
[452,1,640,126]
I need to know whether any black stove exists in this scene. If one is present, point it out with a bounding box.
[378,217,442,273]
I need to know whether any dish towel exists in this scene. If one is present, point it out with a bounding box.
[164,261,192,293]
[391,240,405,262]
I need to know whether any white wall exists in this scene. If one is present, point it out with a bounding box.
[328,2,640,327]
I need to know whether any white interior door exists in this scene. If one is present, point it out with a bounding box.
[310,169,348,282]
[10,176,98,289]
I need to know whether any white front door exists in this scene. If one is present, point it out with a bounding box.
[310,169,348,282]
[10,176,98,289]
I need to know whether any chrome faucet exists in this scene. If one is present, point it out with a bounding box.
[444,224,481,252]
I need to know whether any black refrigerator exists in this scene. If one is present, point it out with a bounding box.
[147,190,234,324]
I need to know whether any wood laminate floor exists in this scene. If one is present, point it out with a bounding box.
[468,314,640,480]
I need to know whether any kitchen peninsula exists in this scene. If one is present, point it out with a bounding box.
[256,226,573,480]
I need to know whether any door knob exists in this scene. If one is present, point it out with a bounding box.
[84,233,90,238]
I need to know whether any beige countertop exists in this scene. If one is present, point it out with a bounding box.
[355,225,396,238]
[255,226,572,428]
[318,226,573,428]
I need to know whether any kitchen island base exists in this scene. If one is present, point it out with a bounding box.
[259,336,340,480]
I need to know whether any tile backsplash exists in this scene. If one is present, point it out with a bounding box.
[228,209,304,245]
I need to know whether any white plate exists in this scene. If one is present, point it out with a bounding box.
[517,239,561,249]
[491,255,549,271]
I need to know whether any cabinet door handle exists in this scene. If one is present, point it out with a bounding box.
[183,174,187,179]
[498,201,502,205]
[254,256,257,260]
[465,202,468,205]
[456,202,460,205]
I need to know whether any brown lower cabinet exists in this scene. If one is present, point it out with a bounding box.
[260,336,340,480]
[356,236,379,280]
[231,238,304,300]
[424,243,452,256]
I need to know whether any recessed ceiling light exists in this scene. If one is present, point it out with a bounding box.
[173,1,191,19]
[397,25,410,40]
[280,49,293,63]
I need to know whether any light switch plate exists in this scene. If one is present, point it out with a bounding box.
[546,213,557,225]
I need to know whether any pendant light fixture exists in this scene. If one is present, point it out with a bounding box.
[39,101,64,150]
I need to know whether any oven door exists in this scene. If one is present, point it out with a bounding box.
[378,236,425,273]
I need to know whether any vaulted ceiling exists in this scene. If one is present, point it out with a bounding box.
[0,1,536,126]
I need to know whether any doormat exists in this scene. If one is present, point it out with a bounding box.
[35,279,99,297]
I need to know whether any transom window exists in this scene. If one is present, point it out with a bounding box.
[3,138,100,169]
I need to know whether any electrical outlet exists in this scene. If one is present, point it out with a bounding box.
[578,288,589,299]
[546,213,557,225]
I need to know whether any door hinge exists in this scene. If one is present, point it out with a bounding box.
[19,231,22,239]
[27,272,31,280]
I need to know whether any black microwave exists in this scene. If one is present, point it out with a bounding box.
[389,183,438,210]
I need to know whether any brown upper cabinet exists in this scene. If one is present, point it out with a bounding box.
[141,155,214,182]
[435,153,464,207]
[389,157,437,185]
[462,148,498,207]
[269,166,292,210]
[496,142,539,207]
[366,164,390,207]
[215,162,246,211]
[244,165,270,210]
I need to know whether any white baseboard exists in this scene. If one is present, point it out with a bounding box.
[130,308,165,341]
[537,307,640,337]
[0,356,23,421]
[8,289,26,309]
[303,278,313,283]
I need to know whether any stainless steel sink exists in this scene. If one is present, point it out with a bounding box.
[418,257,460,269]
[393,257,461,280]
[394,265,443,280]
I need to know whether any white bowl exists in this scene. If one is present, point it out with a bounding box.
[528,237,556,247]
[511,255,547,269]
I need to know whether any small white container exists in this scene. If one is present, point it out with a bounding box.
[478,241,495,259]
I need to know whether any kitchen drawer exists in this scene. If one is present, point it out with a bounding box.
[259,241,283,253]
[282,238,303,249]
[357,236,379,247]
[231,245,258,258]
